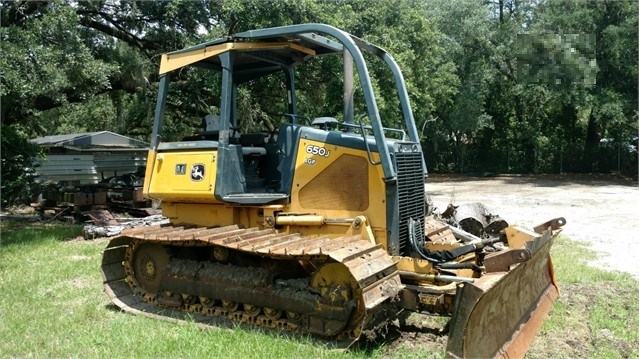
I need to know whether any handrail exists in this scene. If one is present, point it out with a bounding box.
[359,120,381,166]
[340,122,406,141]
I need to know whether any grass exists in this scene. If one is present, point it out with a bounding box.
[527,237,639,359]
[1,220,638,358]
[0,221,390,359]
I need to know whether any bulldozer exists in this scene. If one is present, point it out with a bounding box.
[101,23,565,358]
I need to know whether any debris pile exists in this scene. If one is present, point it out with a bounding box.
[83,214,169,239]
[439,202,508,238]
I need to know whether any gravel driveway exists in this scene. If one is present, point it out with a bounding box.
[425,174,639,279]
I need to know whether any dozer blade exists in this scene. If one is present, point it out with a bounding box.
[446,224,561,358]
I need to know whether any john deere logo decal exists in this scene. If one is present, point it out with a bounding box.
[191,164,205,181]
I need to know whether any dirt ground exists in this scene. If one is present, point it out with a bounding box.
[379,173,639,357]
[425,173,639,279]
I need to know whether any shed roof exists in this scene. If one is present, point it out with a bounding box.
[31,131,149,150]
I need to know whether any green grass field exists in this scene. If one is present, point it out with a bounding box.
[527,236,639,358]
[1,220,637,358]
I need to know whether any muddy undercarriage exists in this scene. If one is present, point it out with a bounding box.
[102,224,403,342]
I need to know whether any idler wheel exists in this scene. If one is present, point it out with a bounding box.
[132,243,169,295]
[310,262,354,304]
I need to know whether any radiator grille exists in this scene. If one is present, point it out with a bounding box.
[394,151,425,256]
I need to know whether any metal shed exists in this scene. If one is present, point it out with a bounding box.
[31,131,149,185]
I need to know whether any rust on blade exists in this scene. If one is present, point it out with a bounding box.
[533,217,566,234]
[498,284,558,358]
[446,229,558,359]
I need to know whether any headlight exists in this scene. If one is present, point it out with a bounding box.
[398,143,419,153]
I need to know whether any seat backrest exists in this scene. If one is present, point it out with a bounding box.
[214,143,246,199]
[240,133,267,146]
[203,114,221,132]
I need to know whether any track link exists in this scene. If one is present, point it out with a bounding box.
[101,224,403,342]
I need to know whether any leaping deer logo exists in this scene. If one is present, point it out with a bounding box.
[191,164,205,181]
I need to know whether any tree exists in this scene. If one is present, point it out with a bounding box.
[0,124,43,207]
[1,1,120,134]
[1,0,636,200]
[423,0,493,171]
[531,0,638,172]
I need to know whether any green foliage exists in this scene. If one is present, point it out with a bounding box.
[0,0,636,176]
[513,0,638,174]
[423,0,492,171]
[0,125,44,208]
[516,33,597,87]
[0,1,118,132]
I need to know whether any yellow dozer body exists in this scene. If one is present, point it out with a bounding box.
[101,24,565,358]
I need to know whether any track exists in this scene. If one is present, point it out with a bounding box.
[101,224,403,342]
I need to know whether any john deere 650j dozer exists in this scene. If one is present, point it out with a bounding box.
[101,24,565,358]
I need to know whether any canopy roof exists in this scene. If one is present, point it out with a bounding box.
[158,24,373,79]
